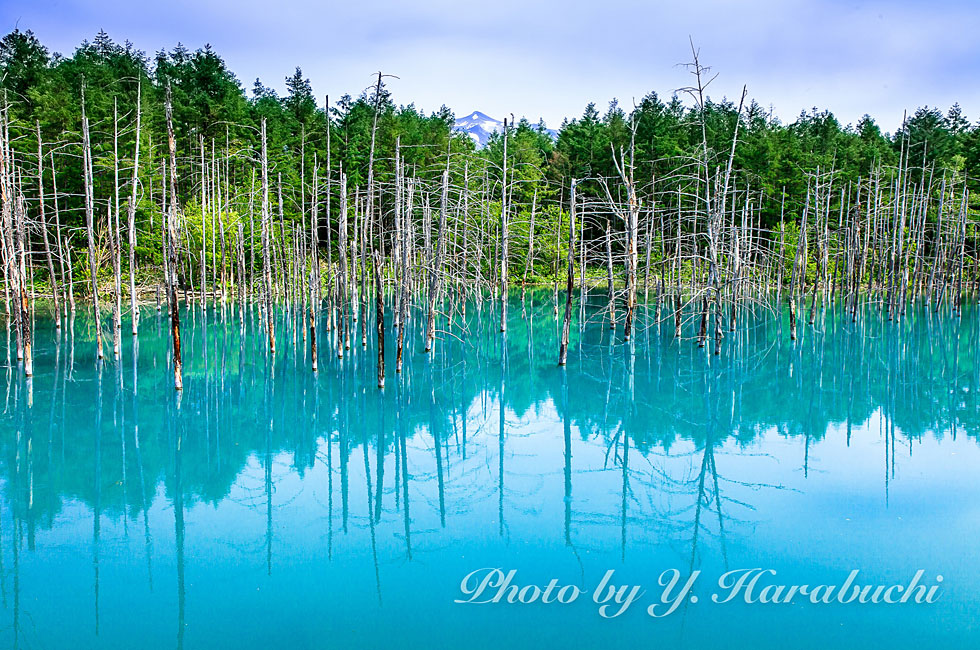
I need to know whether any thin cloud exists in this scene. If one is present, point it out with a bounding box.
[2,0,976,130]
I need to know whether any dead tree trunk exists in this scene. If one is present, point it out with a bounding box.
[82,81,104,360]
[338,171,349,358]
[788,185,811,341]
[261,118,275,354]
[36,121,60,330]
[673,189,682,338]
[374,250,384,389]
[310,158,319,372]
[200,137,208,307]
[14,195,31,376]
[160,158,169,312]
[500,118,509,332]
[558,180,576,366]
[128,81,142,336]
[425,170,449,353]
[607,126,640,340]
[522,187,537,287]
[51,152,72,313]
[397,177,412,372]
[111,98,123,359]
[0,107,12,325]
[164,82,183,390]
[605,218,616,328]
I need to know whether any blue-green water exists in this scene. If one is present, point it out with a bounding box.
[1,294,979,649]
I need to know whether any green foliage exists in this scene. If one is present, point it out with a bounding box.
[2,28,979,286]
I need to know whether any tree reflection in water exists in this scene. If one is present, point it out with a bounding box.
[0,292,977,648]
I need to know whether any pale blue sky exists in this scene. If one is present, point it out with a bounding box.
[3,0,977,131]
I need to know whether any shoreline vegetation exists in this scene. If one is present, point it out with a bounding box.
[1,30,978,389]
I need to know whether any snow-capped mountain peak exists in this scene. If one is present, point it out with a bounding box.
[454,111,504,147]
[462,111,492,123]
[453,111,559,147]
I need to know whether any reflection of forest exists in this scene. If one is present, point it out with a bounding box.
[1,292,978,537]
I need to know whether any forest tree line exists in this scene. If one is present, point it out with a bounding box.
[1,27,979,380]
[2,28,977,277]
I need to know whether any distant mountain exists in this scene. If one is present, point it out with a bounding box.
[454,111,503,147]
[454,111,558,148]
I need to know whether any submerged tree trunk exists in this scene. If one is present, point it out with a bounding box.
[374,250,384,389]
[673,191,682,339]
[522,187,537,287]
[558,180,576,366]
[127,82,142,336]
[397,177,412,372]
[111,98,123,359]
[500,118,509,333]
[425,170,449,353]
[0,108,13,327]
[605,219,616,328]
[15,195,31,376]
[261,119,275,354]
[51,152,72,314]
[164,82,183,390]
[36,121,60,330]
[310,158,319,373]
[200,137,208,307]
[338,172,349,358]
[788,185,811,341]
[82,81,104,360]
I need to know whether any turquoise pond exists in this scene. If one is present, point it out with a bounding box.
[0,292,978,649]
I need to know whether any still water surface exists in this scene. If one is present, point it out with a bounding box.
[1,294,978,649]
